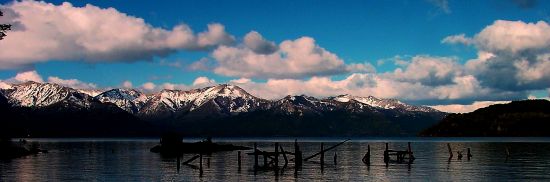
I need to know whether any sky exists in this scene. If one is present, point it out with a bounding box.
[0,0,550,112]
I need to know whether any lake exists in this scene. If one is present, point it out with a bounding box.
[2,138,550,181]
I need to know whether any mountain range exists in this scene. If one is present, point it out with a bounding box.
[0,81,446,137]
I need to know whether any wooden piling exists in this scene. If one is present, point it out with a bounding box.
[383,143,389,165]
[447,143,453,159]
[294,139,302,167]
[333,152,337,165]
[362,144,371,165]
[320,143,325,167]
[275,142,279,168]
[238,151,242,171]
[254,143,258,168]
[199,154,203,174]
[177,156,181,172]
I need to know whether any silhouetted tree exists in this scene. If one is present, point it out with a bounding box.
[0,10,12,40]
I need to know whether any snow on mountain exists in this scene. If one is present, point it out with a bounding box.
[1,81,441,116]
[2,81,94,108]
[140,84,268,116]
[0,81,13,90]
[95,88,148,114]
[78,89,104,97]
[331,94,437,112]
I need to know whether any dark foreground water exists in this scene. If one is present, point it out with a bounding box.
[2,138,550,181]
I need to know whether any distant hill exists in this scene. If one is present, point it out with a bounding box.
[421,100,550,137]
[0,81,446,137]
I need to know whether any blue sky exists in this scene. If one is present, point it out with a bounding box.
[1,0,550,111]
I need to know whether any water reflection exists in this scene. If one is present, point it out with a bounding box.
[1,139,550,181]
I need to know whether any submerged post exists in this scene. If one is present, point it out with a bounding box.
[295,139,302,168]
[238,151,242,171]
[199,153,203,174]
[447,143,453,160]
[384,143,389,166]
[320,143,325,167]
[275,142,279,168]
[254,143,258,168]
[333,152,337,165]
[362,144,371,166]
[177,156,181,172]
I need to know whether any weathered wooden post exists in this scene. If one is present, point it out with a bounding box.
[177,156,181,172]
[264,153,268,167]
[254,143,258,168]
[447,143,453,160]
[294,139,302,168]
[275,142,279,168]
[467,148,472,160]
[238,151,242,171]
[333,152,337,165]
[384,143,389,166]
[362,144,371,166]
[320,143,325,167]
[199,153,203,175]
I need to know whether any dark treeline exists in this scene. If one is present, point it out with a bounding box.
[421,100,550,137]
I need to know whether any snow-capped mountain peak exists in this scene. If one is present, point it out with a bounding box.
[95,88,148,113]
[331,94,437,112]
[3,81,94,108]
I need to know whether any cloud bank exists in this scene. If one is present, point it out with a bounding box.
[0,1,234,69]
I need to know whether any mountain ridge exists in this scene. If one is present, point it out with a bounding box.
[0,81,446,137]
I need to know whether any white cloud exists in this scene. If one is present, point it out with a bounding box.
[441,33,473,45]
[210,36,374,79]
[197,23,235,48]
[446,20,550,91]
[47,76,97,90]
[122,81,133,89]
[429,101,510,113]
[188,57,215,71]
[192,76,216,86]
[13,70,44,83]
[244,31,278,54]
[0,1,235,69]
[140,82,156,91]
[386,55,462,86]
[474,20,550,54]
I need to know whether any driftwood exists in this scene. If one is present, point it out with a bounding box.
[303,139,350,161]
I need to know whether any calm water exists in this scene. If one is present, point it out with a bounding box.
[2,138,550,181]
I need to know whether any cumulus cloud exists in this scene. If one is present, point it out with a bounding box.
[13,70,44,83]
[188,57,216,71]
[192,76,216,86]
[445,20,550,91]
[244,31,278,54]
[441,33,473,45]
[47,76,97,90]
[210,35,374,79]
[140,82,156,91]
[0,70,98,90]
[227,71,523,105]
[429,101,510,113]
[121,81,133,89]
[386,55,463,86]
[0,1,235,69]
